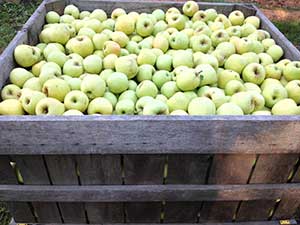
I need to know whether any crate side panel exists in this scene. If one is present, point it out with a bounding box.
[124,155,164,223]
[200,154,256,222]
[237,155,297,221]
[164,155,211,223]
[76,155,123,223]
[13,155,62,223]
[45,155,86,223]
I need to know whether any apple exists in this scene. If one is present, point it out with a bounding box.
[64,90,89,112]
[135,96,155,113]
[266,45,284,62]
[92,33,110,51]
[224,54,247,74]
[176,69,200,91]
[251,92,265,111]
[241,23,256,37]
[32,60,46,77]
[104,91,118,107]
[137,49,157,65]
[83,19,103,33]
[99,69,113,81]
[47,51,68,68]
[81,74,106,100]
[67,36,94,57]
[161,81,179,98]
[215,42,236,58]
[63,109,84,115]
[170,110,188,115]
[111,31,130,48]
[188,97,216,115]
[40,25,70,44]
[1,84,21,100]
[119,90,137,103]
[182,1,199,17]
[190,34,212,53]
[152,36,169,53]
[169,32,189,50]
[242,52,259,65]
[42,78,70,102]
[229,10,245,26]
[252,40,264,54]
[103,54,118,70]
[83,55,102,74]
[230,91,255,114]
[14,45,41,67]
[23,77,42,92]
[63,59,84,77]
[155,94,168,103]
[152,70,172,88]
[262,83,288,108]
[226,26,242,37]
[167,92,190,112]
[35,97,65,115]
[68,53,83,62]
[87,97,113,115]
[115,99,135,115]
[215,14,232,29]
[172,50,193,68]
[136,80,158,98]
[242,63,266,85]
[107,72,129,94]
[244,16,260,29]
[137,64,155,82]
[111,8,126,20]
[283,61,300,81]
[0,99,24,115]
[205,8,218,21]
[265,64,282,80]
[252,110,272,115]
[90,9,107,22]
[46,11,60,24]
[272,98,300,115]
[9,68,34,87]
[217,102,244,115]
[262,38,276,51]
[66,77,81,90]
[156,54,173,71]
[115,55,138,79]
[261,78,282,90]
[192,10,208,22]
[64,4,79,18]
[235,38,254,54]
[167,13,185,31]
[153,21,168,35]
[285,80,300,104]
[244,82,261,93]
[199,87,228,108]
[20,91,46,115]
[194,24,212,37]
[225,80,246,96]
[103,41,121,56]
[195,64,217,87]
[194,53,219,70]
[211,50,227,67]
[280,72,289,86]
[277,59,291,70]
[142,99,168,115]
[208,21,224,32]
[211,29,230,47]
[136,16,154,37]
[217,69,240,89]
[258,53,274,66]
[102,19,115,31]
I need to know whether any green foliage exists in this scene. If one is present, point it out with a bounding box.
[0,205,11,225]
[273,21,300,47]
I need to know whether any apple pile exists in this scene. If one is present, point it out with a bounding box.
[1,1,300,116]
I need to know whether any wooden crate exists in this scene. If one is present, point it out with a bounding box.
[1,0,300,224]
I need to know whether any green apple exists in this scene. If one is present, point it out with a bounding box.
[81,74,106,100]
[156,54,173,71]
[258,53,274,66]
[0,99,24,115]
[283,61,300,81]
[244,82,261,93]
[35,97,65,115]
[32,60,46,77]
[47,51,68,68]
[137,49,157,65]
[205,8,218,21]
[135,96,154,113]
[240,23,256,37]
[115,55,138,79]
[64,4,79,18]
[63,59,84,77]
[262,83,288,108]
[137,64,155,82]
[211,29,230,47]
[63,109,84,115]
[252,110,272,115]
[169,32,189,50]
[39,67,60,85]
[266,45,284,62]
[225,80,246,96]
[143,99,168,115]
[103,54,118,70]
[14,45,41,67]
[229,10,245,26]
[40,25,70,44]
[194,24,212,36]
[67,36,94,57]
[218,69,241,88]
[242,63,266,85]
[235,38,254,54]
[190,34,212,53]
[244,16,260,29]
[127,80,137,91]
[1,84,21,100]
[251,91,265,111]
[183,1,199,17]
[217,102,244,115]
[194,53,219,70]
[83,55,102,74]
[208,21,224,32]
[9,68,34,88]
[90,9,107,22]
[153,20,168,36]
[46,11,60,23]
[102,19,115,31]
[265,64,282,80]
[195,64,217,87]
[23,77,42,92]
[64,90,89,112]
[67,77,82,90]
[261,78,282,90]
[152,70,172,89]
[262,38,275,51]
[167,91,190,112]
[87,97,113,115]
[115,99,135,115]
[136,80,158,98]
[242,52,259,65]
[230,92,255,114]
[103,41,121,56]
[107,72,128,94]
[277,59,291,71]
[156,94,168,103]
[285,80,300,104]
[136,16,154,37]
[68,53,83,62]
[152,36,169,53]
[272,98,300,115]
[226,26,242,37]
[188,97,216,115]
[92,33,110,50]
[167,14,185,31]
[161,81,179,98]
[176,69,200,91]
[80,10,90,19]
[42,78,70,102]
[126,41,140,54]
[215,42,236,58]
[152,9,165,21]
[224,54,248,74]
[192,10,208,22]
[111,31,130,48]
[173,50,193,68]
[84,19,103,33]
[111,8,126,20]
[211,50,227,67]
[215,14,232,29]
[119,90,137,103]
[170,110,188,115]
[166,7,181,21]
[99,69,113,82]
[252,40,264,54]
[103,91,118,107]
[199,87,228,108]
[20,91,46,115]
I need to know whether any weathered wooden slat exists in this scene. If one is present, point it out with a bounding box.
[0,156,35,223]
[13,156,62,223]
[200,155,255,222]
[164,155,211,222]
[1,117,300,155]
[44,155,86,223]
[236,155,297,221]
[124,155,164,223]
[1,184,300,202]
[76,155,123,223]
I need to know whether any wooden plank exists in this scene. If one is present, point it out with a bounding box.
[1,183,300,202]
[124,155,164,223]
[45,155,86,223]
[200,154,255,222]
[13,156,62,223]
[76,155,123,223]
[237,155,297,221]
[164,155,211,223]
[2,117,300,155]
[0,156,35,223]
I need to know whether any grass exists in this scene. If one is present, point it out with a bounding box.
[0,0,42,52]
[272,21,300,47]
